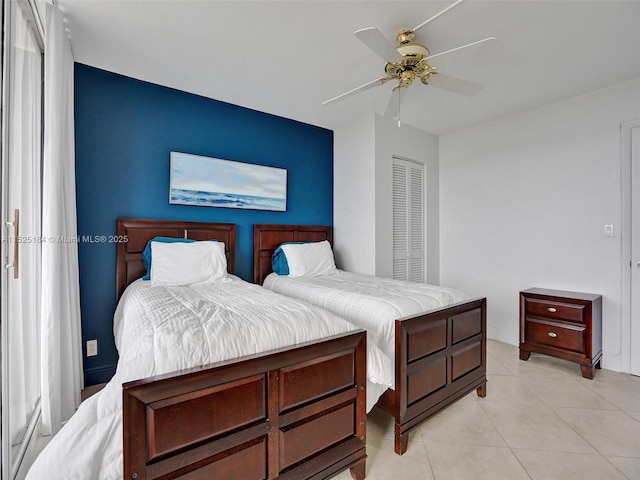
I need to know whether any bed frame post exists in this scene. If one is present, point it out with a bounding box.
[394,316,409,456]
[350,460,366,480]
[267,369,280,479]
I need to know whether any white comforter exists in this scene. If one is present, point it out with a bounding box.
[264,270,468,362]
[26,276,392,480]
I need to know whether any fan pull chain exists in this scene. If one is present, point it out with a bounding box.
[397,88,402,128]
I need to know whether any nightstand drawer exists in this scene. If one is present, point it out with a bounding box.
[524,298,585,323]
[525,318,585,353]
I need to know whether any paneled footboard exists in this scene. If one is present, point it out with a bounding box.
[123,330,367,480]
[375,298,487,455]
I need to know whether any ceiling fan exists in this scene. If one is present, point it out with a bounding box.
[323,0,498,124]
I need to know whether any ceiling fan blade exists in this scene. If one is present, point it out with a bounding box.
[354,27,401,63]
[384,88,407,118]
[413,0,465,33]
[427,73,483,97]
[322,76,389,106]
[428,36,498,61]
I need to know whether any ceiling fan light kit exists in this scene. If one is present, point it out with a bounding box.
[394,30,429,57]
[323,0,496,127]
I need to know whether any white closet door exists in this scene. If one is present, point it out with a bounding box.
[392,157,424,282]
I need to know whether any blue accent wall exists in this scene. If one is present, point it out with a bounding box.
[75,63,334,384]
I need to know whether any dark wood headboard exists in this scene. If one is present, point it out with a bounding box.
[116,218,236,300]
[253,224,332,284]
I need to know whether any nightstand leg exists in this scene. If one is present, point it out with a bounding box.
[476,382,487,398]
[519,349,531,361]
[580,364,595,379]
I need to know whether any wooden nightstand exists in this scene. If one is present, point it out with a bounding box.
[519,288,602,379]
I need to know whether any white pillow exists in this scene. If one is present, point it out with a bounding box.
[281,240,337,277]
[150,241,227,285]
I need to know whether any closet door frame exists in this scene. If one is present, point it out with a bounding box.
[621,119,640,376]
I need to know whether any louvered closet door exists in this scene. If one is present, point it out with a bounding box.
[392,157,424,282]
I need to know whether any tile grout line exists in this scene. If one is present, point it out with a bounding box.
[419,435,438,480]
[475,382,535,479]
[482,347,537,479]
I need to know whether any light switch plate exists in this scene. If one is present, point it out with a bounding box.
[604,224,614,237]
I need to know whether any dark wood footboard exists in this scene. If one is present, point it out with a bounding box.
[375,297,487,455]
[123,330,367,480]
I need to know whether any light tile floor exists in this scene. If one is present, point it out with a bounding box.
[335,339,640,480]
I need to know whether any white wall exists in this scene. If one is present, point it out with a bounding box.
[440,77,640,371]
[334,114,440,282]
[334,115,376,274]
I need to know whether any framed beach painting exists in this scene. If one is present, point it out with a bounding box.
[169,152,287,211]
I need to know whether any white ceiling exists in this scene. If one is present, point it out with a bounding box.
[55,0,640,135]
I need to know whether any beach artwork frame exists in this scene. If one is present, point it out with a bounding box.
[169,152,287,211]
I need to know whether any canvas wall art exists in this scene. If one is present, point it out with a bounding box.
[169,152,287,211]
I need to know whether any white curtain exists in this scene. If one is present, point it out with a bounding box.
[40,3,83,436]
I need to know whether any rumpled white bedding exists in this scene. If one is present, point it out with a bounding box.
[263,270,468,362]
[26,276,393,480]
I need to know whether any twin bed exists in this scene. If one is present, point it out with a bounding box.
[26,218,487,480]
[253,224,487,455]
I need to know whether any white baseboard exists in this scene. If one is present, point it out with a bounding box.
[487,325,518,347]
[601,352,622,372]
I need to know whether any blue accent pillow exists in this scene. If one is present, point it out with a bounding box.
[271,242,304,275]
[272,246,289,275]
[142,237,217,280]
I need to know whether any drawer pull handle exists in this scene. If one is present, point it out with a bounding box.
[547,307,557,313]
[548,332,558,338]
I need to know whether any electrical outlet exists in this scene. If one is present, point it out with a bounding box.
[87,339,98,357]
